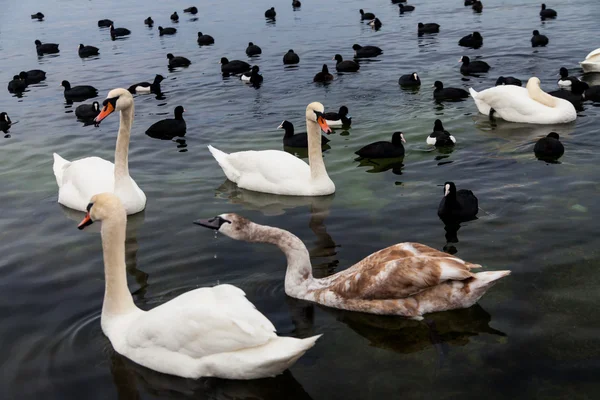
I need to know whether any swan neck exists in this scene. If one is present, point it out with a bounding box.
[306,119,327,180]
[101,214,136,317]
[527,80,556,108]
[114,105,133,184]
[244,223,314,294]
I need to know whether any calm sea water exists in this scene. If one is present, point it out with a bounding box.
[1,0,600,398]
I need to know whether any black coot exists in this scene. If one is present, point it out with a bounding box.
[197,32,215,45]
[495,76,522,86]
[458,32,483,48]
[61,80,98,101]
[75,102,100,120]
[35,40,59,55]
[540,3,557,19]
[279,120,330,148]
[314,65,334,82]
[418,22,439,35]
[184,7,198,14]
[220,57,250,74]
[399,4,415,13]
[323,106,352,127]
[292,0,301,7]
[8,75,27,93]
[78,44,99,57]
[359,9,375,20]
[369,18,382,30]
[433,81,469,101]
[265,7,276,19]
[171,12,179,22]
[352,44,382,58]
[97,19,113,27]
[472,1,483,13]
[283,49,300,65]
[145,17,154,26]
[355,132,406,159]
[398,72,421,87]
[246,42,262,56]
[20,70,46,84]
[438,182,478,222]
[110,25,131,40]
[167,53,191,68]
[333,54,359,72]
[146,106,186,140]
[584,85,600,102]
[534,132,564,160]
[0,112,11,133]
[460,56,490,74]
[241,66,263,85]
[158,26,177,36]
[531,30,549,47]
[31,12,44,20]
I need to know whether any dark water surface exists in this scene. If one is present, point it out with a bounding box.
[1,0,600,398]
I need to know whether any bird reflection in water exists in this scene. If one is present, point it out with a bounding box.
[60,206,149,298]
[109,349,313,400]
[355,157,405,175]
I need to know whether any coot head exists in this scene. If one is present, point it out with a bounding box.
[433,81,444,89]
[392,131,407,145]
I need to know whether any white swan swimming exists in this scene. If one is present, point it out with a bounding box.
[78,193,320,380]
[196,213,510,320]
[469,77,577,124]
[580,48,600,73]
[53,89,146,214]
[208,102,335,196]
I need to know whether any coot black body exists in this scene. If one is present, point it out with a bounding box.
[75,102,100,120]
[128,74,164,94]
[97,19,113,27]
[531,30,549,47]
[146,106,186,140]
[438,182,478,223]
[283,49,300,65]
[540,3,557,19]
[145,17,154,26]
[359,9,375,20]
[472,1,483,13]
[584,85,600,102]
[333,54,360,72]
[246,42,262,56]
[35,40,59,55]
[399,4,415,13]
[418,23,439,35]
[61,80,98,101]
[355,132,406,159]
[78,44,99,57]
[159,26,177,36]
[184,6,198,14]
[534,132,564,160]
[369,18,382,30]
[167,53,191,68]
[458,32,483,48]
[352,44,382,58]
[433,81,469,101]
[292,0,301,7]
[8,76,27,93]
[314,65,334,82]
[197,32,215,45]
[171,12,179,22]
[265,7,276,19]
[398,72,421,87]
[110,25,131,40]
[31,12,44,20]
[495,76,522,86]
[220,57,250,74]
[323,106,352,127]
[549,81,588,111]
[241,66,263,85]
[20,70,46,84]
[279,120,330,148]
[460,56,490,74]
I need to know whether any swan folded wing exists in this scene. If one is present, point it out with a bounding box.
[227,150,311,184]
[327,243,478,300]
[125,285,277,358]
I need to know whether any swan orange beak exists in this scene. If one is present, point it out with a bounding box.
[78,212,94,230]
[317,116,331,134]
[94,102,115,125]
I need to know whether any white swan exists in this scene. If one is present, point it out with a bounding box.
[196,214,510,320]
[208,102,335,196]
[580,48,600,73]
[78,193,320,380]
[53,88,146,214]
[469,77,577,124]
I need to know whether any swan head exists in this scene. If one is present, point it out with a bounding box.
[77,193,125,230]
[306,102,331,133]
[94,88,133,125]
[194,213,250,240]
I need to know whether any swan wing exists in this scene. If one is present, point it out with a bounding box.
[126,284,277,358]
[327,243,479,300]
[584,48,600,62]
[55,156,115,211]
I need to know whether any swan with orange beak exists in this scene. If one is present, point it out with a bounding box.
[208,102,335,196]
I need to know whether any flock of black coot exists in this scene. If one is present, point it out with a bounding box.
[2,3,594,222]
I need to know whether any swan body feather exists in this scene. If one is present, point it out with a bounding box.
[580,48,600,73]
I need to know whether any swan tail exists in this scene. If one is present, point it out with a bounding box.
[471,270,511,290]
[469,87,491,116]
[207,145,240,182]
[53,153,71,186]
